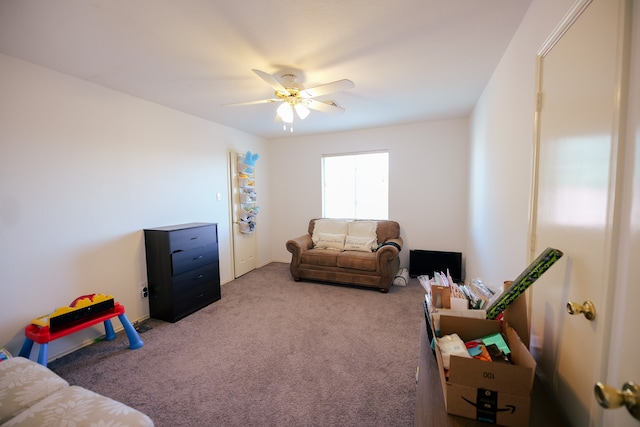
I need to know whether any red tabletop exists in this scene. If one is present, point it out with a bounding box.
[25,303,125,344]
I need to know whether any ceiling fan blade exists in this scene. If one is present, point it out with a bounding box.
[300,79,354,98]
[221,98,280,107]
[307,99,345,114]
[252,69,290,96]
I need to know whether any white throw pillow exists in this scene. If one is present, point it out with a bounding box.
[346,221,378,250]
[344,235,375,252]
[312,219,348,246]
[315,232,345,251]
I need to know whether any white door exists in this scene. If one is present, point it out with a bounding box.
[229,150,257,277]
[530,0,639,426]
[603,2,640,425]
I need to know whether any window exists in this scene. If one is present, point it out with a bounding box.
[321,151,389,219]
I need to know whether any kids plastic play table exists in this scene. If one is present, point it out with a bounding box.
[19,302,143,367]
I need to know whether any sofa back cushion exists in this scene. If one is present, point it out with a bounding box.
[309,219,400,245]
[346,221,378,251]
[311,219,348,247]
[344,235,376,252]
[315,232,346,251]
[375,220,401,243]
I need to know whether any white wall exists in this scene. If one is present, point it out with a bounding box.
[466,0,575,286]
[2,0,575,361]
[268,119,469,273]
[0,53,270,359]
[0,52,467,361]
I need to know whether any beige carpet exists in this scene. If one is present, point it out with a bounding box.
[49,262,426,427]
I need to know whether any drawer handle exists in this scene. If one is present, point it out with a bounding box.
[192,256,203,261]
[190,236,198,240]
[194,274,204,280]
[196,293,204,299]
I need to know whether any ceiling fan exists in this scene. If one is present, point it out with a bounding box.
[223,69,355,131]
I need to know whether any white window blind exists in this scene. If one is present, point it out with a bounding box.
[321,151,389,219]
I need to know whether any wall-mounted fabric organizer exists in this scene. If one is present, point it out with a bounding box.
[238,151,259,233]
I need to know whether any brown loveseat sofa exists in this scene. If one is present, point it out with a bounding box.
[286,218,403,292]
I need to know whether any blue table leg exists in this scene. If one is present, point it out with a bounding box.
[37,343,48,367]
[103,319,116,341]
[18,338,34,359]
[117,313,144,349]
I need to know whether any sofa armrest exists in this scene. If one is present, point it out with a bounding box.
[287,234,313,265]
[375,237,403,273]
[286,234,313,255]
[286,234,313,280]
[381,237,403,251]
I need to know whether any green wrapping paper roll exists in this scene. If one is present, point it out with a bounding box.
[485,247,564,320]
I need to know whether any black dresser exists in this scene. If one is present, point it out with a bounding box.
[143,223,221,322]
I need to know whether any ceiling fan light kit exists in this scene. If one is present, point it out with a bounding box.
[294,104,310,120]
[224,69,354,132]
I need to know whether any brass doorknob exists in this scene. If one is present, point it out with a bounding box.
[566,300,596,320]
[594,381,640,421]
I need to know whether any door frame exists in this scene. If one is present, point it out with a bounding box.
[227,149,258,278]
[227,149,237,279]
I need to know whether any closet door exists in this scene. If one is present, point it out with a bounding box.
[530,0,637,425]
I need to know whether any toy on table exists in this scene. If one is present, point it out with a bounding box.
[31,293,116,331]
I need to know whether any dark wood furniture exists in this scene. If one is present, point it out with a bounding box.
[143,223,220,322]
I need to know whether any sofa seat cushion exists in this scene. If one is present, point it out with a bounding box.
[301,249,339,267]
[337,250,377,272]
[0,357,69,425]
[4,385,154,427]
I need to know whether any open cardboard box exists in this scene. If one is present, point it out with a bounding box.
[430,288,535,426]
[430,283,468,310]
[429,308,486,337]
[430,284,451,308]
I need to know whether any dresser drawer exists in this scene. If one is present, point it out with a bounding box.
[172,263,219,294]
[171,244,217,276]
[168,225,216,253]
[172,282,220,319]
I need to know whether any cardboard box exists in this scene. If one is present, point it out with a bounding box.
[433,315,536,426]
[429,307,486,336]
[430,284,451,308]
[430,284,468,310]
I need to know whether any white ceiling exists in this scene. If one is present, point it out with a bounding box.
[0,0,532,139]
